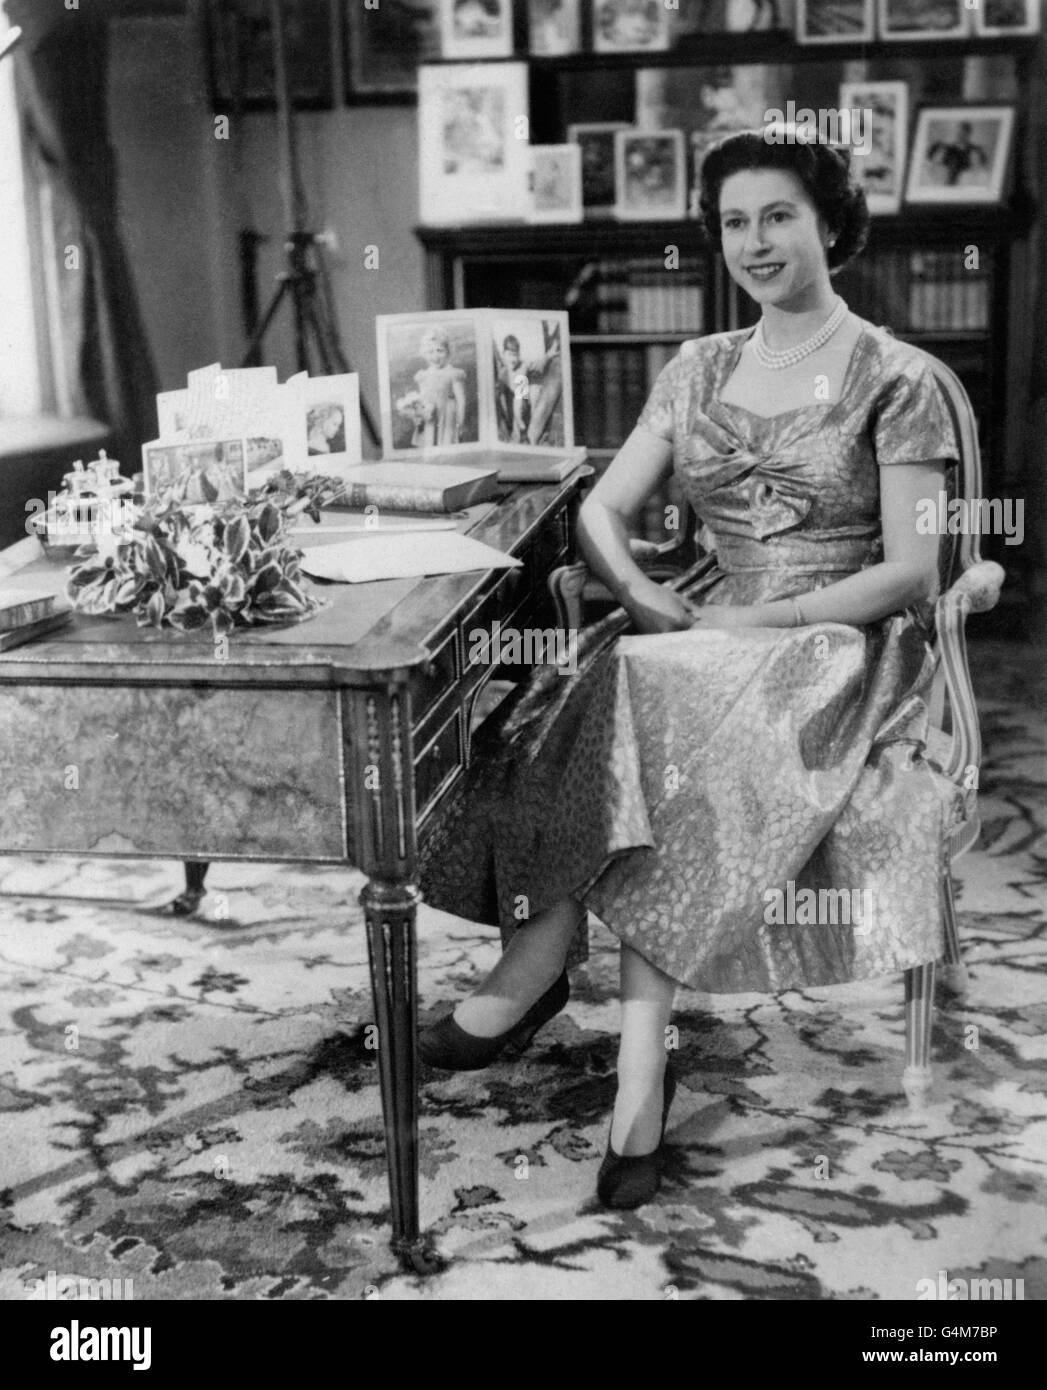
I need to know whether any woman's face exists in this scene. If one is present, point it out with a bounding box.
[718,167,833,311]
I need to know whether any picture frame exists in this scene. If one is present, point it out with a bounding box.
[439,0,514,59]
[593,0,671,53]
[300,373,363,471]
[839,80,909,215]
[878,0,968,41]
[972,0,1040,36]
[527,0,582,54]
[724,0,792,30]
[377,311,489,459]
[418,62,530,225]
[490,311,574,451]
[567,122,630,216]
[342,0,441,105]
[905,105,1015,205]
[528,144,584,224]
[614,129,687,221]
[204,0,335,112]
[141,437,250,504]
[795,0,873,43]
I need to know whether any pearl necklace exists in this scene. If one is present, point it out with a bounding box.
[752,298,848,371]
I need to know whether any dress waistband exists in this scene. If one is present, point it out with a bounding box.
[714,533,881,575]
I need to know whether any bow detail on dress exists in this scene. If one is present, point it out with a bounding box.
[686,425,814,541]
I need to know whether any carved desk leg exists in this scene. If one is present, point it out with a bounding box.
[348,685,442,1275]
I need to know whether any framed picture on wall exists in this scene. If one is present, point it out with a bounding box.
[839,80,909,215]
[527,145,584,223]
[567,123,630,216]
[905,105,1015,205]
[614,129,687,221]
[795,0,873,43]
[342,0,441,104]
[440,0,514,58]
[204,0,335,111]
[878,0,968,41]
[972,0,1040,36]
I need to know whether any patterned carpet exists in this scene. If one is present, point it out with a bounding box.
[0,639,1044,1301]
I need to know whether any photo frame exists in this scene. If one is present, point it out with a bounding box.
[527,0,582,54]
[878,0,968,41]
[204,0,335,112]
[141,438,249,504]
[490,311,574,451]
[418,62,530,225]
[567,122,629,216]
[615,129,687,221]
[839,80,909,215]
[300,373,363,471]
[342,0,441,104]
[528,144,584,224]
[439,0,514,59]
[795,0,873,42]
[905,105,1014,205]
[593,0,671,53]
[972,0,1040,36]
[377,311,489,459]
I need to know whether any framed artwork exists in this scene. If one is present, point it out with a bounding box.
[839,80,909,215]
[439,0,514,59]
[301,373,362,469]
[418,62,530,225]
[795,0,873,42]
[342,0,441,104]
[878,0,968,41]
[567,122,629,216]
[972,0,1040,35]
[377,311,488,458]
[689,131,724,217]
[724,0,790,29]
[204,0,335,111]
[905,105,1015,205]
[490,312,574,450]
[528,144,584,223]
[527,0,582,53]
[593,0,671,53]
[142,438,249,504]
[615,129,687,221]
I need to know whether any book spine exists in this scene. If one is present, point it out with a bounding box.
[0,595,57,630]
[341,483,449,513]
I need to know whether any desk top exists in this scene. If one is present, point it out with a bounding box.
[0,475,585,687]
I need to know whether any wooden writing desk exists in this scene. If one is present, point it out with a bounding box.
[0,469,591,1272]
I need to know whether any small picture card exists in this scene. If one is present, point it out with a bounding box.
[905,105,1015,205]
[796,0,874,42]
[439,0,514,60]
[839,80,909,215]
[878,0,968,41]
[490,311,573,449]
[528,0,581,54]
[142,437,249,504]
[593,0,671,52]
[972,0,1040,35]
[615,129,687,221]
[300,373,363,471]
[528,144,583,223]
[568,122,630,214]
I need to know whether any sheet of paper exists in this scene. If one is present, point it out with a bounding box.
[299,531,521,584]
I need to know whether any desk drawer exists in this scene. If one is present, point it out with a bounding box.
[414,707,463,818]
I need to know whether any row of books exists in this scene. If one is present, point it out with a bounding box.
[907,251,991,333]
[583,258,707,335]
[0,590,71,651]
[573,343,679,452]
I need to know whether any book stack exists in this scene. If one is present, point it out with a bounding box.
[574,345,652,451]
[907,252,991,332]
[590,258,706,334]
[0,590,72,652]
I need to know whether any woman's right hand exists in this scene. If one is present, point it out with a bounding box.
[621,577,695,635]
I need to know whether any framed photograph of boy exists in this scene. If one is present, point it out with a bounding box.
[615,130,687,221]
[593,0,671,53]
[142,438,249,504]
[342,0,441,104]
[527,145,584,224]
[377,312,487,458]
[878,0,968,41]
[418,62,530,225]
[301,374,362,470]
[839,80,909,215]
[905,106,1015,205]
[528,0,582,54]
[440,0,514,59]
[567,122,629,216]
[972,0,1040,36]
[204,0,335,111]
[490,312,574,450]
[795,0,873,43]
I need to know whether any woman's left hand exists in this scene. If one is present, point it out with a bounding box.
[685,603,764,630]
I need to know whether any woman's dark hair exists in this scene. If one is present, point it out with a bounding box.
[698,128,870,274]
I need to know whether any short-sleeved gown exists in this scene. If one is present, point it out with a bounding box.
[418,317,965,992]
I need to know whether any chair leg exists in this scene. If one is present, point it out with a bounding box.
[939,863,968,996]
[902,961,935,1109]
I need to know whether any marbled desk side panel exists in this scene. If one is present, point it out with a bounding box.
[0,685,347,860]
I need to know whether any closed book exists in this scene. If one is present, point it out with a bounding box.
[475,447,587,482]
[0,609,73,651]
[0,589,58,630]
[328,462,500,512]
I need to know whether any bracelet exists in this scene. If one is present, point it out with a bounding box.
[790,597,806,628]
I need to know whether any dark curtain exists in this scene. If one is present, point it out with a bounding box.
[1022,27,1047,618]
[5,0,158,458]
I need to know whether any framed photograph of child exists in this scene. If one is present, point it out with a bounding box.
[527,145,583,224]
[440,0,514,59]
[528,0,582,54]
[377,311,488,459]
[204,0,335,111]
[905,105,1015,205]
[567,122,629,216]
[615,129,687,221]
[795,0,873,42]
[490,312,574,450]
[593,0,671,53]
[878,0,968,41]
[342,0,441,104]
[972,0,1040,36]
[839,80,909,215]
[300,374,362,471]
[418,62,530,225]
[142,438,249,504]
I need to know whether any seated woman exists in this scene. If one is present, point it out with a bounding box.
[417,128,962,1210]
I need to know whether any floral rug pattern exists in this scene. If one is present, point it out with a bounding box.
[0,641,1044,1300]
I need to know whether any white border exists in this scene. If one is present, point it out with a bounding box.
[527,0,582,55]
[614,129,687,221]
[439,0,514,60]
[300,373,362,472]
[376,310,491,460]
[878,0,968,41]
[904,105,1014,205]
[567,121,630,210]
[488,309,575,452]
[592,0,671,53]
[972,0,1040,36]
[527,144,583,224]
[839,80,909,215]
[796,0,874,43]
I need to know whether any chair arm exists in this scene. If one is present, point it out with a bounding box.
[548,537,689,630]
[934,560,1004,785]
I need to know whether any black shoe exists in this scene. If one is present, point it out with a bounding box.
[596,1061,677,1211]
[418,971,570,1071]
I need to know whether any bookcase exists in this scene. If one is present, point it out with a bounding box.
[416,24,1040,542]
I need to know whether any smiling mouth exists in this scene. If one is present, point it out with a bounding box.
[747,263,785,279]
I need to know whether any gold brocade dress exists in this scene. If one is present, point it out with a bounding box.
[418,318,965,992]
